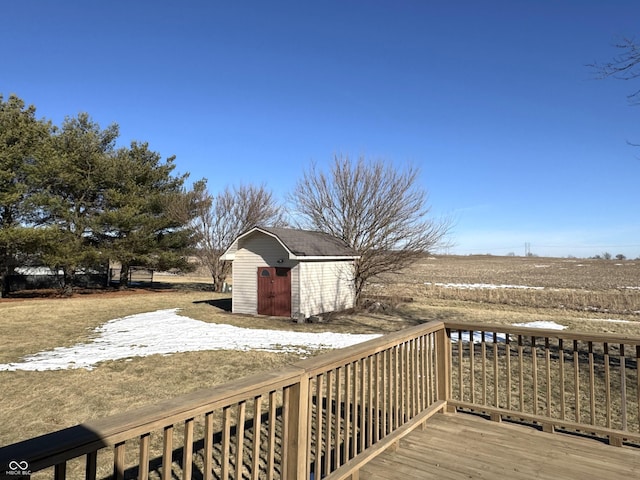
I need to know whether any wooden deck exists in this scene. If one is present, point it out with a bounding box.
[359,412,640,479]
[5,322,640,479]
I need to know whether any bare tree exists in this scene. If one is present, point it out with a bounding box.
[194,183,285,292]
[290,155,452,306]
[590,37,640,105]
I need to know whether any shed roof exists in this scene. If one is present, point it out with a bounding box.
[221,226,359,261]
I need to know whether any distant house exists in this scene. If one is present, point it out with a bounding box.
[221,226,359,319]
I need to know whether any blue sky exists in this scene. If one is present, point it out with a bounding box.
[2,1,639,258]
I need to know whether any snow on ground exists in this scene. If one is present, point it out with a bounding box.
[424,282,544,290]
[512,321,566,330]
[455,321,566,343]
[0,310,584,372]
[0,309,382,372]
[579,318,631,324]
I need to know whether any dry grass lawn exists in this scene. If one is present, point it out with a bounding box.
[1,255,639,448]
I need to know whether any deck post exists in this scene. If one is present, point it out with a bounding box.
[436,327,455,413]
[283,374,310,480]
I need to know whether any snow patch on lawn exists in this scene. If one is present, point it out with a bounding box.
[0,309,381,372]
[424,282,544,290]
[512,321,566,330]
[455,321,566,343]
[579,318,632,324]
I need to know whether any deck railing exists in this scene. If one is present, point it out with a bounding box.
[446,322,640,446]
[1,320,638,479]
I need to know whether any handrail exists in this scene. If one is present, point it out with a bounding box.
[1,319,638,479]
[444,321,640,345]
[445,322,640,446]
[295,321,445,376]
[0,365,306,472]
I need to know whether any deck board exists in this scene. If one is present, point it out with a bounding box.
[359,413,640,479]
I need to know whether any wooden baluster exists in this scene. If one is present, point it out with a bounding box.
[388,348,395,433]
[407,340,414,419]
[374,354,381,442]
[204,412,214,480]
[588,342,596,426]
[306,379,314,480]
[344,362,352,462]
[481,331,487,406]
[532,336,538,415]
[252,396,263,480]
[430,332,436,405]
[558,338,565,420]
[574,340,580,424]
[636,346,640,434]
[54,462,66,480]
[403,342,409,421]
[420,335,426,411]
[415,337,422,413]
[518,335,524,413]
[162,426,173,480]
[139,433,150,480]
[360,357,367,452]
[393,346,399,430]
[545,338,551,418]
[506,334,512,411]
[620,344,627,431]
[604,343,611,429]
[397,346,404,427]
[221,407,231,480]
[282,387,290,476]
[381,350,388,438]
[85,451,98,480]
[352,361,360,456]
[325,369,334,475]
[458,330,463,402]
[406,341,412,417]
[314,375,324,479]
[267,391,276,480]
[493,332,499,408]
[235,403,246,480]
[415,338,420,414]
[113,442,125,480]
[335,366,343,468]
[470,331,475,404]
[183,418,194,480]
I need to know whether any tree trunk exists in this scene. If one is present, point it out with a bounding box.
[210,258,230,293]
[353,274,366,309]
[212,275,224,292]
[61,268,74,296]
[119,264,130,289]
[0,251,9,298]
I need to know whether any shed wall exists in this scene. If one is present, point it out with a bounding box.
[298,260,355,318]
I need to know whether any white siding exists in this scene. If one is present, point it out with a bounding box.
[298,260,356,318]
[231,232,297,315]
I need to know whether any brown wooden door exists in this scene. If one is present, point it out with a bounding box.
[257,267,291,316]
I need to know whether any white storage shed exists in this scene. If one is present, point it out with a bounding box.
[220,226,359,319]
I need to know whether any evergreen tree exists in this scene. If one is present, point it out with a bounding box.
[100,142,198,287]
[29,113,118,294]
[0,95,51,296]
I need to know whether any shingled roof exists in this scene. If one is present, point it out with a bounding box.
[222,226,359,260]
[258,227,357,257]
